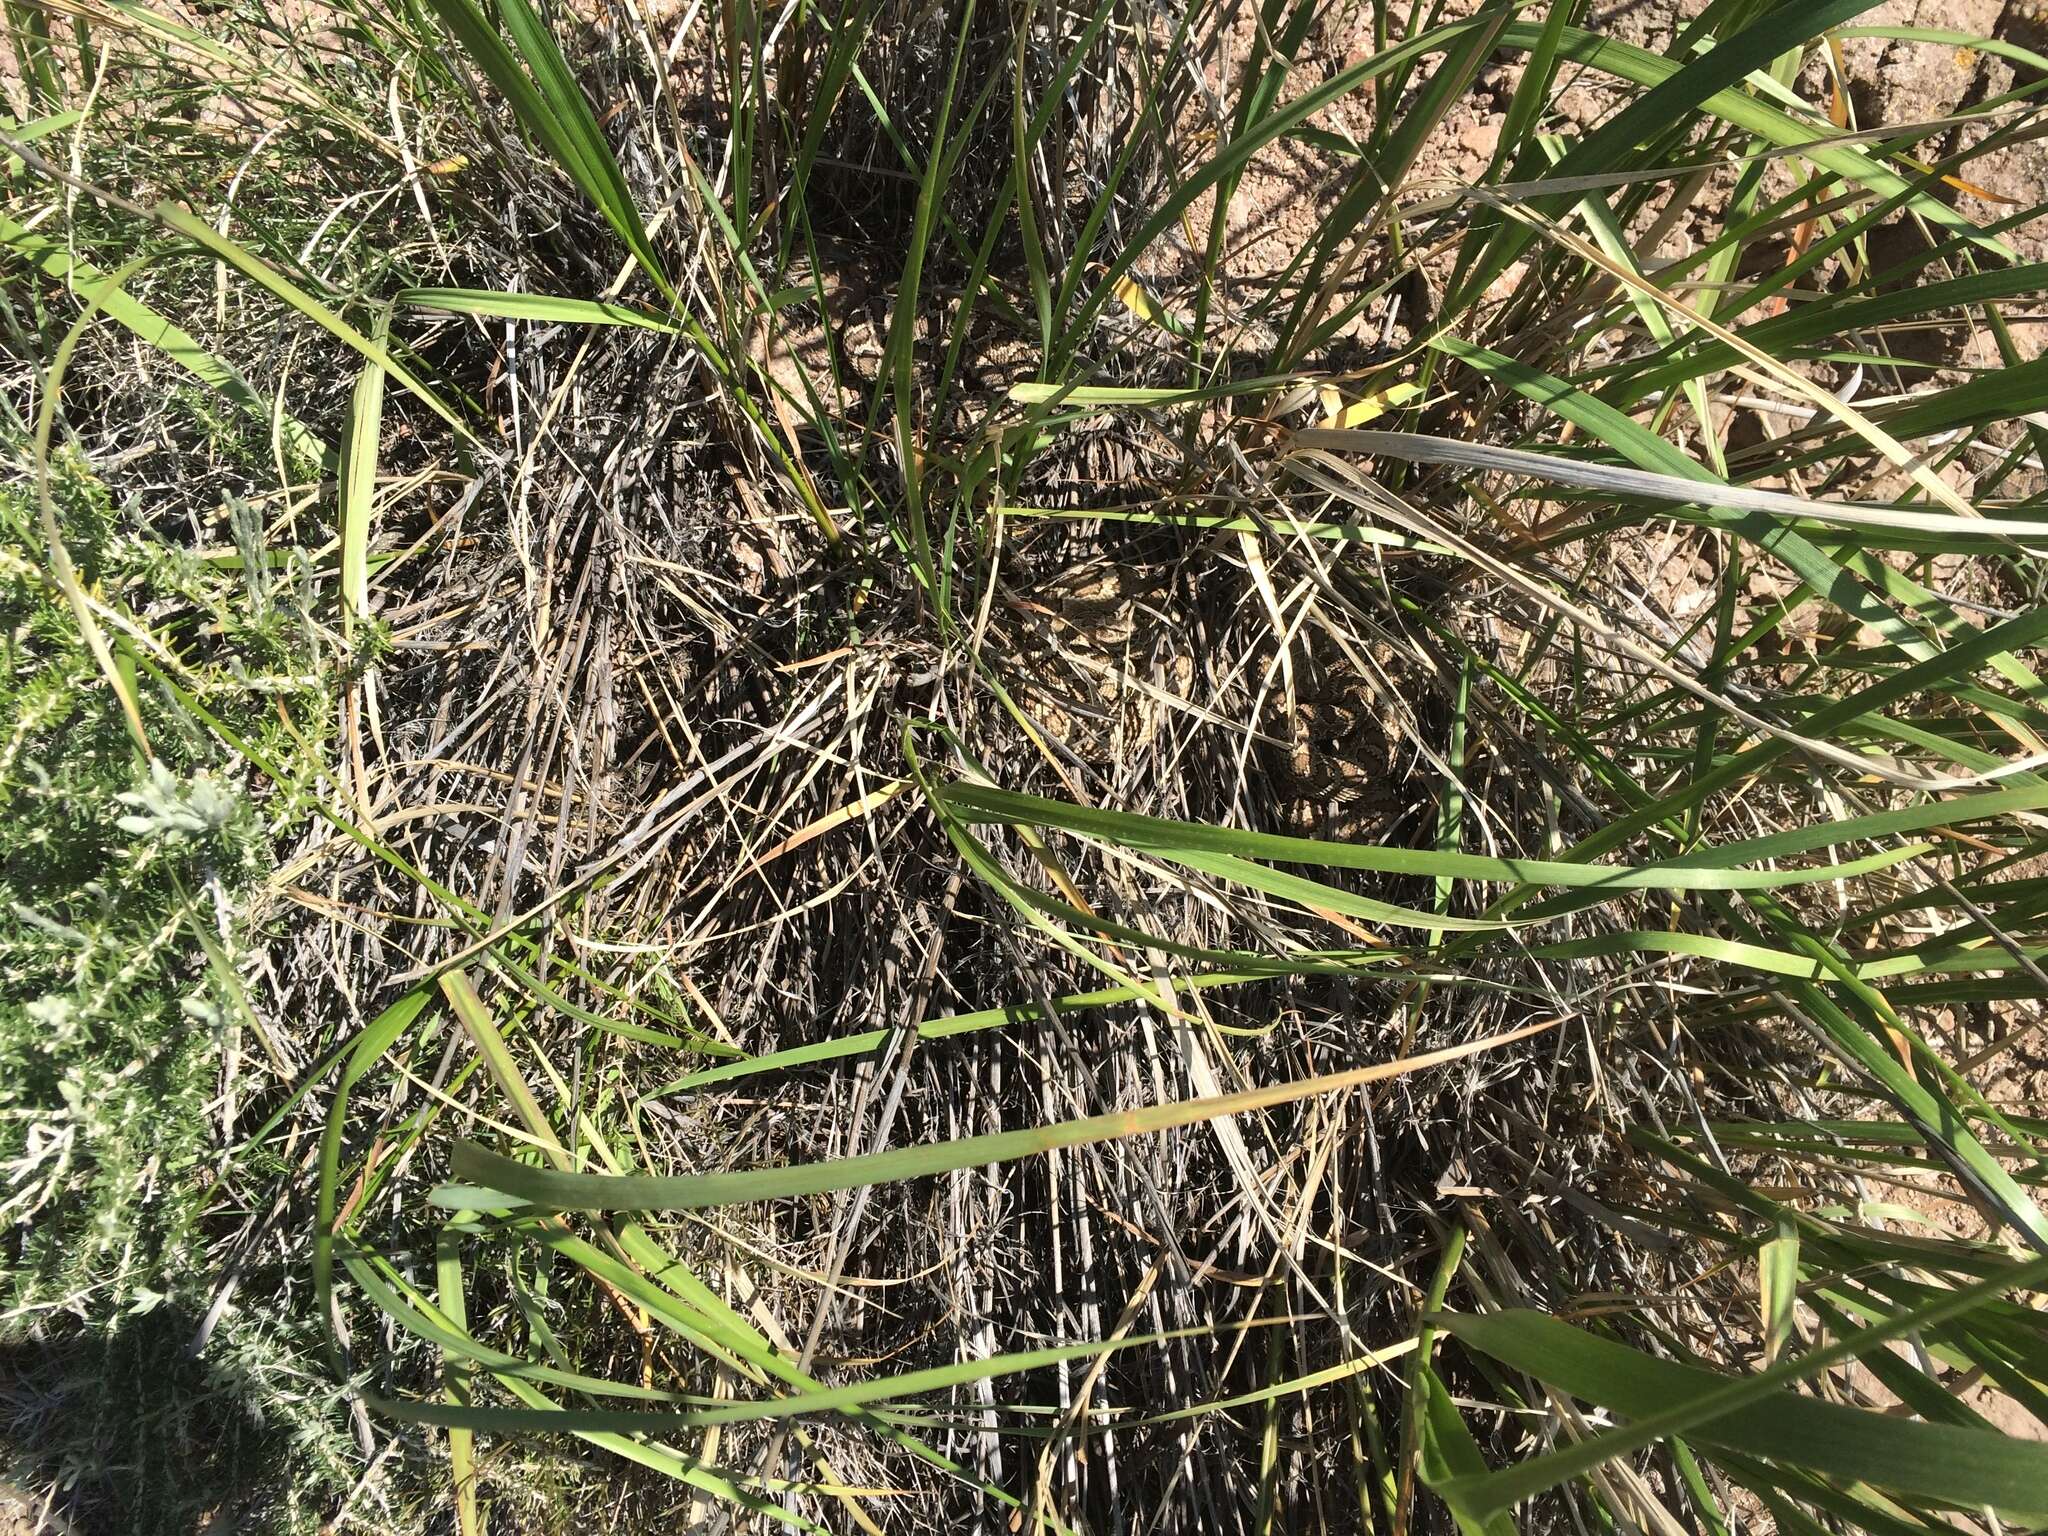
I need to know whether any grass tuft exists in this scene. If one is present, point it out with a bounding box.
[6,0,2048,1528]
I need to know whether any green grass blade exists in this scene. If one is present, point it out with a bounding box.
[657,974,1267,1092]
[418,0,671,299]
[1471,5,2012,310]
[495,0,668,294]
[438,968,565,1164]
[1428,1250,2048,1522]
[434,1226,481,1536]
[156,202,467,436]
[2,210,326,469]
[435,1021,1553,1212]
[1069,15,1494,343]
[940,782,1934,890]
[1440,1306,2048,1518]
[371,1320,1275,1432]
[314,984,436,1370]
[338,304,388,631]
[398,287,679,331]
[1425,334,1940,667]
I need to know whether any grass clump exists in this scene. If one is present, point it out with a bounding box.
[7,0,2048,1530]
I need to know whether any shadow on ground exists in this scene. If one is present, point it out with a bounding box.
[1,1307,303,1534]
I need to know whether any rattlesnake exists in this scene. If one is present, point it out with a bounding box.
[1013,561,1411,839]
[1266,647,1407,839]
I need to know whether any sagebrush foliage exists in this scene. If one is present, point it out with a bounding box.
[0,437,350,1528]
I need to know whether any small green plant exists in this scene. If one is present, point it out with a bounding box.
[3,462,227,1313]
[0,435,345,1526]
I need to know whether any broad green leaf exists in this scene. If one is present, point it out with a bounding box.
[1418,1368,1516,1536]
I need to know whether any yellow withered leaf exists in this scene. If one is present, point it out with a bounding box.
[1896,149,2020,205]
[1318,380,1421,428]
[1112,274,1188,336]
